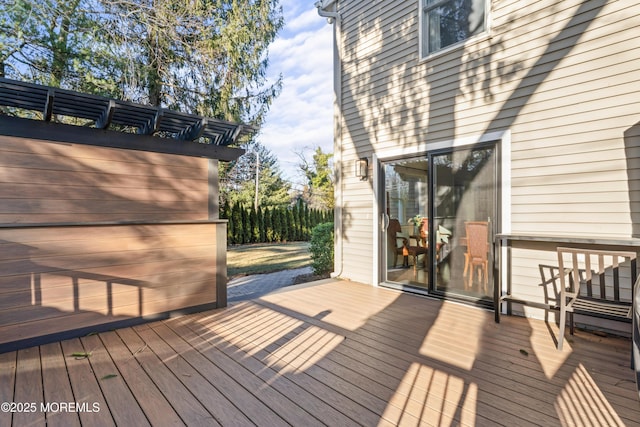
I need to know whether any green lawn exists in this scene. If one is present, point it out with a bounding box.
[227,242,311,278]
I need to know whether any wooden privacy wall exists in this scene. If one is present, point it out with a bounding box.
[0,223,222,349]
[0,135,209,224]
[0,135,225,351]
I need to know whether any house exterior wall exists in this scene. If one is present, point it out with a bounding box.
[0,134,225,351]
[334,0,640,317]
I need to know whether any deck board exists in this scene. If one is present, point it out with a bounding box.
[60,338,115,427]
[40,342,81,427]
[0,351,17,427]
[134,324,263,427]
[168,313,359,427]
[79,334,150,427]
[115,327,218,427]
[0,279,639,426]
[13,347,45,426]
[154,321,324,427]
[98,330,185,426]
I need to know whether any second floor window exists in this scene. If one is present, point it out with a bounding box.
[421,0,487,57]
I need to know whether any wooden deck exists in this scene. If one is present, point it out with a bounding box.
[1,279,639,426]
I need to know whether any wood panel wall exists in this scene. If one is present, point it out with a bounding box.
[0,135,210,224]
[0,135,225,351]
[0,223,222,349]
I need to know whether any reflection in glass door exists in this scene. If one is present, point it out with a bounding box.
[383,158,429,289]
[381,143,498,302]
[432,145,497,300]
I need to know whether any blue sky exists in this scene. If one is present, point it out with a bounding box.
[257,1,334,189]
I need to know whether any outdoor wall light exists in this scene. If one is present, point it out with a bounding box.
[356,157,368,180]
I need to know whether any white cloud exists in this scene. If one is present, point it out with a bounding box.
[286,8,324,33]
[258,4,334,187]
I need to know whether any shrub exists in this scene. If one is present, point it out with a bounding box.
[309,222,334,275]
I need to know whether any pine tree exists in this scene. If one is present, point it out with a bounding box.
[264,208,273,243]
[257,206,265,243]
[231,203,243,245]
[1,0,284,125]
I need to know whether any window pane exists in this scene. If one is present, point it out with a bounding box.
[384,159,429,288]
[433,146,496,298]
[425,0,485,54]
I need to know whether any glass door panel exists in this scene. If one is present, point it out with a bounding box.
[432,146,496,299]
[383,159,429,288]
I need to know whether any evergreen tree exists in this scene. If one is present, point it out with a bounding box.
[272,208,282,242]
[285,209,294,242]
[264,207,273,243]
[231,202,243,245]
[1,0,284,125]
[0,0,121,95]
[304,204,311,240]
[241,205,250,244]
[249,206,258,243]
[257,206,266,243]
[220,141,291,209]
[298,146,334,210]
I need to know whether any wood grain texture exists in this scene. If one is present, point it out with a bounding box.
[1,279,639,426]
[0,223,221,348]
[0,135,209,225]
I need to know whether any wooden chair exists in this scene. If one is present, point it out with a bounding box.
[633,275,640,398]
[388,219,408,267]
[556,247,637,351]
[387,218,427,272]
[463,221,489,292]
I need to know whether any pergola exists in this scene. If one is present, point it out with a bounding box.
[0,77,250,161]
[0,78,251,351]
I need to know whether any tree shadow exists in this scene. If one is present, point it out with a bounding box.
[175,280,637,425]
[624,121,640,237]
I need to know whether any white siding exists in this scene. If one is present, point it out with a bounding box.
[336,0,640,307]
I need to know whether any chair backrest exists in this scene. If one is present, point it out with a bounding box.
[388,218,402,236]
[419,218,428,239]
[557,247,637,302]
[465,221,489,261]
[633,275,640,399]
[388,218,402,245]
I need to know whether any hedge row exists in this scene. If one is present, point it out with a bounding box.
[221,201,333,245]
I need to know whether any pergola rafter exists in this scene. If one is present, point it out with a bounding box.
[0,78,253,161]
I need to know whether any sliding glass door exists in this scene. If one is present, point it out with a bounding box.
[382,143,498,302]
[432,145,497,300]
[383,158,430,289]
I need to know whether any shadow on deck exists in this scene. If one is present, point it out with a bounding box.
[1,279,638,426]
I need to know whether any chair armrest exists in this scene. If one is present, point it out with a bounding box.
[396,232,409,248]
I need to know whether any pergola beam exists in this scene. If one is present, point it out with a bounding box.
[0,78,256,147]
[43,89,54,122]
[96,100,116,129]
[0,115,245,162]
[176,118,207,141]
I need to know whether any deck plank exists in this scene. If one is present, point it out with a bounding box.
[80,334,151,427]
[151,320,324,427]
[168,313,361,427]
[40,342,81,427]
[13,347,45,426]
[98,330,185,426]
[115,327,220,426]
[1,279,639,426]
[184,307,376,426]
[0,351,17,427]
[133,324,260,427]
[59,338,115,427]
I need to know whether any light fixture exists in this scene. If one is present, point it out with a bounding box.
[355,157,368,180]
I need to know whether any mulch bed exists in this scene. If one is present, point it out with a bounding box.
[292,272,331,285]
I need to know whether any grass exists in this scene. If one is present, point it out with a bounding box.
[227,242,312,278]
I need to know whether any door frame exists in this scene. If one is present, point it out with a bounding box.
[373,130,511,301]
